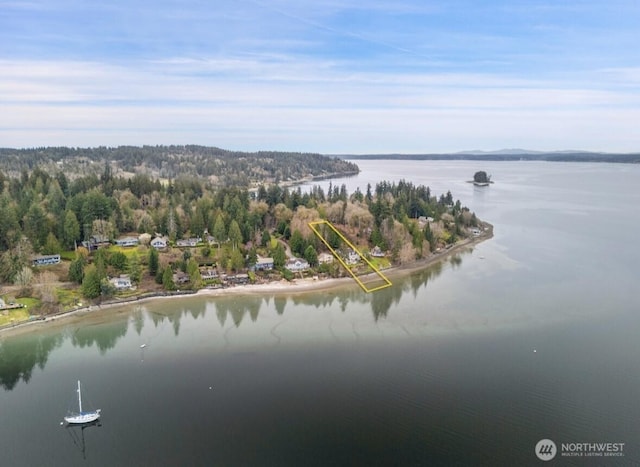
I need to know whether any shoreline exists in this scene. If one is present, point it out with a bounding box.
[0,224,492,338]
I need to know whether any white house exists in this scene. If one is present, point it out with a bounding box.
[285,258,310,272]
[176,237,201,248]
[110,275,133,290]
[150,236,168,249]
[345,250,360,265]
[199,268,218,280]
[254,257,274,271]
[114,236,139,247]
[32,254,61,266]
[318,253,334,264]
[371,246,385,257]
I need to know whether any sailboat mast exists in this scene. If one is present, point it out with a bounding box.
[77,380,83,413]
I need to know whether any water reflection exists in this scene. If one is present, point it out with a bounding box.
[65,420,102,460]
[408,261,444,298]
[0,251,460,390]
[274,296,286,315]
[71,319,128,354]
[214,297,265,328]
[0,333,63,390]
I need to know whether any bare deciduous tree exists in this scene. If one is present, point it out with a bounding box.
[34,271,58,304]
[14,266,33,288]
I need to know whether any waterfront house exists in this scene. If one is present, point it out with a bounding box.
[345,250,360,265]
[176,237,201,248]
[371,245,384,258]
[32,254,61,266]
[285,258,310,272]
[371,246,385,257]
[173,271,190,285]
[150,236,168,249]
[114,236,139,247]
[318,253,334,264]
[254,257,274,271]
[227,273,249,285]
[81,235,110,251]
[199,268,218,280]
[110,275,133,290]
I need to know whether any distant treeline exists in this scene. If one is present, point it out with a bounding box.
[0,145,360,185]
[336,152,640,163]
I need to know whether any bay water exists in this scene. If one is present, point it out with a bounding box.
[1,160,639,465]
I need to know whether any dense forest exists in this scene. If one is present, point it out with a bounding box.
[0,157,482,315]
[0,145,360,186]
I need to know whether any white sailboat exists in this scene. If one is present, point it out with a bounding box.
[64,380,101,424]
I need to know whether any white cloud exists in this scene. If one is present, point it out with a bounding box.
[1,56,639,152]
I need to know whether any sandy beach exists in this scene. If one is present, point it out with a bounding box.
[0,224,492,337]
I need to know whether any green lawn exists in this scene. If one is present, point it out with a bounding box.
[109,245,143,258]
[56,288,82,311]
[0,297,40,326]
[60,250,76,261]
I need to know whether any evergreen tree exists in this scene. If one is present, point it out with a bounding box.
[230,249,245,272]
[272,243,286,268]
[23,203,48,251]
[290,229,305,257]
[261,229,271,247]
[370,228,386,250]
[191,207,206,238]
[148,247,159,276]
[213,214,226,243]
[109,251,128,272]
[42,233,62,255]
[228,219,242,250]
[247,246,258,267]
[304,245,318,267]
[68,257,85,284]
[155,266,164,284]
[63,210,80,250]
[81,264,102,299]
[186,258,201,288]
[0,197,20,250]
[128,253,142,283]
[162,266,175,290]
[424,223,435,252]
[45,179,66,217]
[365,183,373,204]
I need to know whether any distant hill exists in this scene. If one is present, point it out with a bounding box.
[333,151,640,163]
[0,145,360,186]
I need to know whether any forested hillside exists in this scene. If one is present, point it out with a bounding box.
[0,145,360,186]
[0,158,482,315]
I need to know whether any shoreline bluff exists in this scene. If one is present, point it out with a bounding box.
[1,224,493,338]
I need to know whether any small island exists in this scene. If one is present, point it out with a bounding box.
[0,146,492,332]
[470,171,493,186]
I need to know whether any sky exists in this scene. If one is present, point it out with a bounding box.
[1,0,639,153]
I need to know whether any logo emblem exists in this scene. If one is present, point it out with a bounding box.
[535,439,557,461]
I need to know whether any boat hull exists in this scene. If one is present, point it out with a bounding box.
[64,410,101,424]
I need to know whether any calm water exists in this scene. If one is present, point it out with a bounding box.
[1,161,639,466]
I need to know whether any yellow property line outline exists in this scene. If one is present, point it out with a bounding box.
[308,220,392,293]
